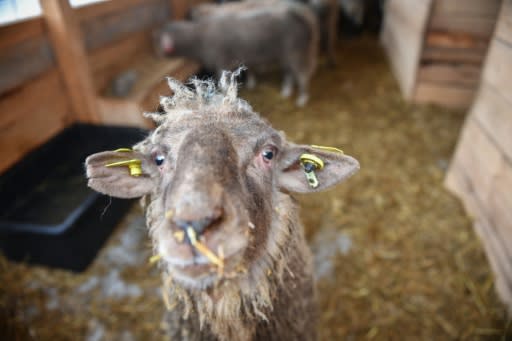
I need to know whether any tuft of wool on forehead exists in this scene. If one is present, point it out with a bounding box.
[144,68,254,124]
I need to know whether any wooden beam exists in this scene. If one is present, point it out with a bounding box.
[472,84,512,162]
[77,0,153,21]
[0,17,44,50]
[380,0,432,98]
[169,0,188,19]
[496,0,512,45]
[40,0,100,123]
[169,0,210,20]
[413,82,475,109]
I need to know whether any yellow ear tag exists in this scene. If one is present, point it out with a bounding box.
[105,159,142,177]
[300,154,324,188]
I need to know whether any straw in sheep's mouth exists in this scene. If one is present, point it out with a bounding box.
[150,228,225,275]
[186,227,225,275]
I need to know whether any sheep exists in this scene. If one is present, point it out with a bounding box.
[306,0,339,66]
[85,70,359,341]
[155,1,319,107]
[190,0,339,66]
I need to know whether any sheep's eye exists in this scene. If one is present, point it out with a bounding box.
[262,149,274,161]
[155,155,165,166]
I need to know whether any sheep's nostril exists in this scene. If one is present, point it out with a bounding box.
[173,210,223,240]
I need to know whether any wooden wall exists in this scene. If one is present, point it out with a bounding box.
[0,18,74,174]
[445,0,512,310]
[381,0,501,109]
[380,0,433,98]
[80,0,170,94]
[0,0,204,174]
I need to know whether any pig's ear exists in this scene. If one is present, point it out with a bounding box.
[85,149,158,199]
[276,144,360,193]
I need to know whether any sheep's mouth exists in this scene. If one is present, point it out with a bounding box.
[164,249,246,287]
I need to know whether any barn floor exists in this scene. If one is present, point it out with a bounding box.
[1,37,510,340]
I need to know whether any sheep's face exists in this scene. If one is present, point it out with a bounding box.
[86,110,358,290]
[157,22,192,56]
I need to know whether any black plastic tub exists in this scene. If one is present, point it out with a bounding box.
[0,123,147,272]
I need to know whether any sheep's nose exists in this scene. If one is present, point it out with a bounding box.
[173,209,223,238]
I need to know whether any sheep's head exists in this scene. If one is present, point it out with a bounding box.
[85,71,359,290]
[157,22,193,56]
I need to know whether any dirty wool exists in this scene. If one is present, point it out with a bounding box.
[0,37,509,340]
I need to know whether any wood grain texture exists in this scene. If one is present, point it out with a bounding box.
[432,0,501,18]
[0,70,72,173]
[496,0,512,44]
[76,0,158,21]
[97,58,199,127]
[430,16,497,38]
[0,18,45,50]
[445,118,502,206]
[380,0,432,98]
[417,63,481,87]
[41,0,100,123]
[81,0,169,51]
[483,39,512,104]
[426,30,489,49]
[471,84,512,162]
[422,45,487,64]
[414,82,476,109]
[169,0,210,19]
[88,30,152,93]
[0,36,55,95]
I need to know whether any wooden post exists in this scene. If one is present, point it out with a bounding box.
[169,0,188,19]
[41,0,100,123]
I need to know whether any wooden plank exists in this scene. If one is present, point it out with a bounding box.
[381,2,430,98]
[426,31,489,49]
[98,58,200,126]
[448,154,512,311]
[0,17,45,50]
[169,0,211,19]
[76,0,157,21]
[97,97,151,127]
[430,16,497,38]
[473,219,512,309]
[384,0,432,32]
[483,39,512,104]
[445,118,502,211]
[422,46,487,64]
[417,63,481,87]
[495,0,512,45]
[169,0,189,19]
[471,84,512,162]
[41,0,100,123]
[129,57,188,102]
[0,70,72,173]
[88,30,152,93]
[81,0,169,51]
[413,82,476,109]
[488,159,512,241]
[432,0,501,17]
[138,59,200,111]
[0,36,55,95]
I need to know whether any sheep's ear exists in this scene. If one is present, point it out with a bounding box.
[276,144,360,193]
[160,31,174,54]
[85,149,157,199]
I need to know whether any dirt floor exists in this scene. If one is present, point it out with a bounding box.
[1,37,510,340]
